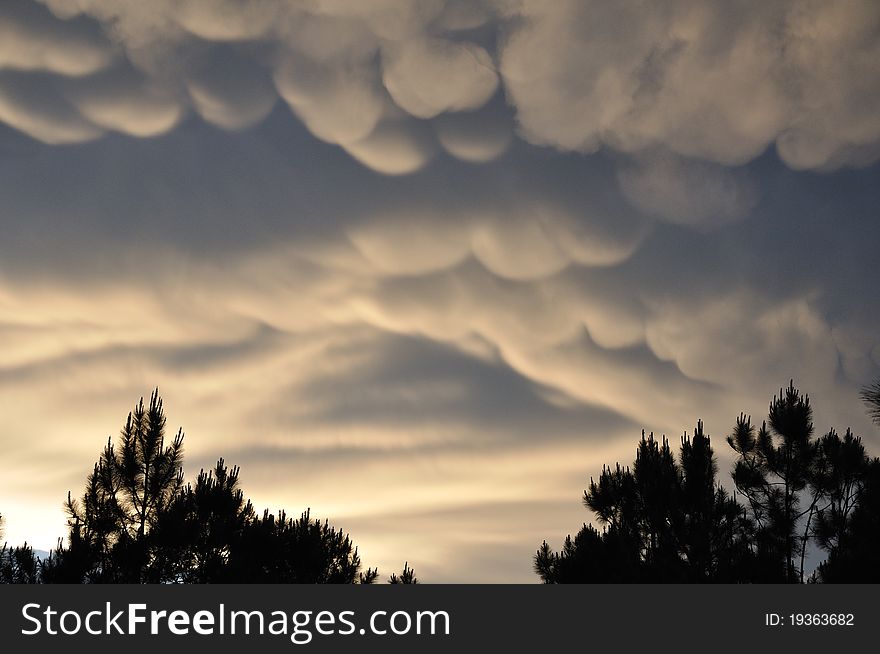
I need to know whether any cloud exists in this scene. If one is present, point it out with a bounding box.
[381,36,498,119]
[471,203,644,277]
[174,0,280,42]
[0,0,114,77]
[498,0,880,170]
[0,72,103,144]
[342,118,436,175]
[273,53,386,146]
[186,49,277,130]
[0,0,879,583]
[645,290,838,389]
[616,150,757,228]
[62,67,183,137]
[346,211,471,275]
[345,194,647,279]
[433,106,512,163]
[0,0,865,174]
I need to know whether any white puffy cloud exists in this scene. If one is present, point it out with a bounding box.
[382,36,498,119]
[346,212,471,275]
[174,0,280,42]
[186,52,277,130]
[498,0,880,170]
[1,0,870,174]
[0,0,114,77]
[309,0,446,42]
[344,194,647,280]
[342,119,436,175]
[470,215,569,280]
[645,291,838,389]
[472,202,648,277]
[433,108,512,163]
[274,53,386,145]
[0,73,103,144]
[63,69,183,137]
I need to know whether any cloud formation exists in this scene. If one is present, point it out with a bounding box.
[0,0,878,582]
[616,150,757,228]
[0,0,869,173]
[0,0,113,77]
[498,0,880,170]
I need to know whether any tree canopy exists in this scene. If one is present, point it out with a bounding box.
[7,390,415,584]
[535,422,754,583]
[537,383,880,583]
[863,378,880,427]
[0,513,39,584]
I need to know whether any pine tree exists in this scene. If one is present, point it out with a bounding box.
[49,390,185,582]
[814,452,880,582]
[226,508,372,583]
[0,514,41,584]
[537,424,753,582]
[150,458,254,583]
[808,430,869,575]
[727,382,817,582]
[40,390,408,584]
[389,562,418,584]
[862,379,880,427]
[0,543,40,584]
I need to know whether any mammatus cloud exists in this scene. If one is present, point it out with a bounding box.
[616,150,757,228]
[63,68,183,137]
[0,0,870,173]
[433,107,512,163]
[381,36,498,119]
[273,53,387,146]
[0,0,113,77]
[497,0,880,170]
[0,72,105,144]
[0,0,878,582]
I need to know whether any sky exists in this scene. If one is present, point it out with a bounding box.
[0,0,878,582]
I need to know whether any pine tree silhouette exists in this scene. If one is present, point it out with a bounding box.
[815,458,880,581]
[150,458,254,583]
[727,382,878,583]
[536,423,753,583]
[727,383,816,582]
[38,390,411,583]
[0,513,40,584]
[537,383,880,583]
[47,390,184,582]
[389,562,418,584]
[225,508,372,583]
[862,378,880,427]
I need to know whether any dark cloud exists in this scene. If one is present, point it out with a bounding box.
[278,332,637,440]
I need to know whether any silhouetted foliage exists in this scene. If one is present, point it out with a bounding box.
[225,508,373,584]
[149,458,254,583]
[0,514,41,584]
[36,390,410,584]
[0,543,40,584]
[389,562,418,584]
[536,423,755,583]
[728,383,877,582]
[814,457,880,582]
[863,378,880,427]
[48,390,184,582]
[727,383,816,582]
[538,382,880,583]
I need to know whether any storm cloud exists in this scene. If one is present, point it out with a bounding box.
[0,0,878,581]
